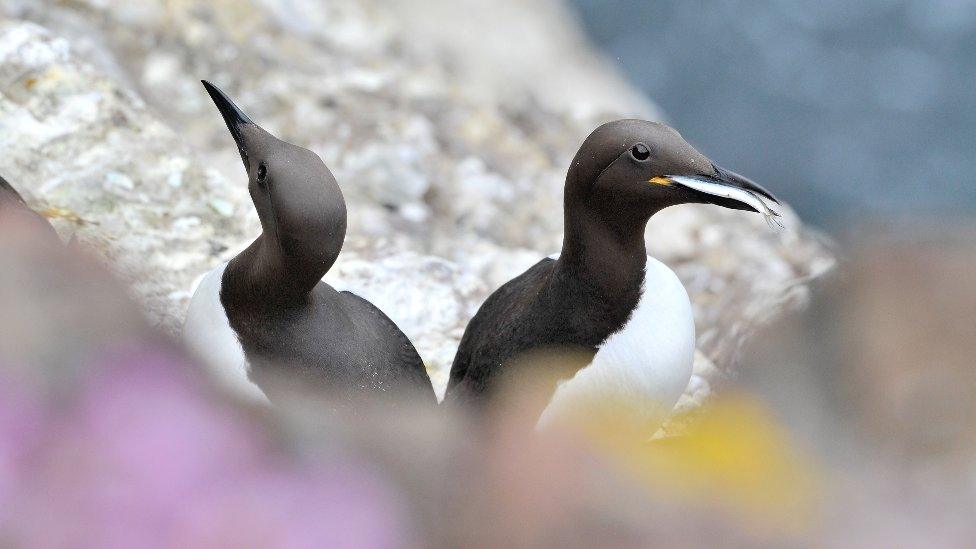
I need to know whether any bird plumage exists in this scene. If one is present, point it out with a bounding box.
[444,119,779,428]
[183,81,435,411]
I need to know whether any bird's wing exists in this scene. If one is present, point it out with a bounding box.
[338,290,437,402]
[446,257,557,395]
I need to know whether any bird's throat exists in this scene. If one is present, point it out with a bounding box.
[558,205,649,300]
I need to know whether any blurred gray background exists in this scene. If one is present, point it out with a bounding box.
[570,0,975,229]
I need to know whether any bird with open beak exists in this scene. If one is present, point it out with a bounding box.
[444,119,781,434]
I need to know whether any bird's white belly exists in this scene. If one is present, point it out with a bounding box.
[182,262,270,404]
[537,256,696,435]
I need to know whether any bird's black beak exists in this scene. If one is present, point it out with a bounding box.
[649,164,782,224]
[202,80,254,167]
[708,164,779,205]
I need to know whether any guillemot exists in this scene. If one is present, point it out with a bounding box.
[444,120,780,431]
[183,81,436,410]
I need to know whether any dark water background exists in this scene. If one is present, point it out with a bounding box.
[569,0,976,230]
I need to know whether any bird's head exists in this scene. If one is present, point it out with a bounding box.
[566,119,780,229]
[202,80,346,257]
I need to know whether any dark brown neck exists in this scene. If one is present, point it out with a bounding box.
[223,230,339,311]
[557,198,651,298]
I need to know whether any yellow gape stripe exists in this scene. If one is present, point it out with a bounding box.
[649,176,672,186]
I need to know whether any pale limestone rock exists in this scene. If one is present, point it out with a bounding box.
[0,21,238,330]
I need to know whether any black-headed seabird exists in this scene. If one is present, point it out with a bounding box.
[183,81,436,410]
[444,120,780,430]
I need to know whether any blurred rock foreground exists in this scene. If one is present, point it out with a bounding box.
[0,0,831,404]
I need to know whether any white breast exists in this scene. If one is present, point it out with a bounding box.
[537,256,695,435]
[182,262,270,404]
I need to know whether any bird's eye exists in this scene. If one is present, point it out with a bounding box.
[256,163,268,184]
[631,143,651,161]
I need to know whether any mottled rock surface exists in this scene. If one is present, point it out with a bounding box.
[0,1,832,404]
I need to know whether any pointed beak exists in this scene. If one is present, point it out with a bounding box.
[708,164,779,204]
[649,164,782,225]
[202,80,254,167]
